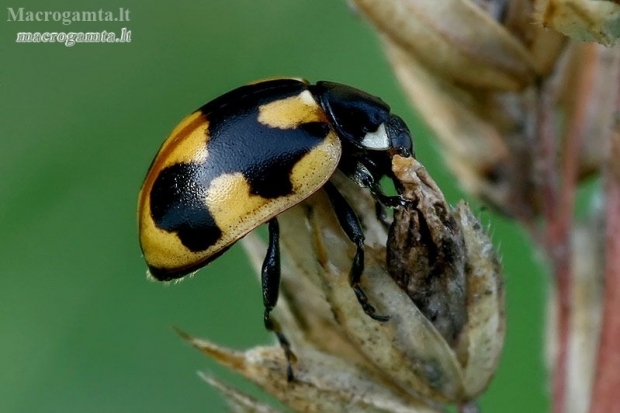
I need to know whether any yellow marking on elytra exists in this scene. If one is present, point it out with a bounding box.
[138,112,209,221]
[162,114,209,166]
[205,173,271,232]
[139,190,205,271]
[157,112,205,157]
[169,111,203,142]
[290,131,342,193]
[203,133,342,260]
[258,93,324,129]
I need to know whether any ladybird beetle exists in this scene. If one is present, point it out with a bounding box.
[138,78,414,380]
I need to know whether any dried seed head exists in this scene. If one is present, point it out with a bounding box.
[199,374,283,413]
[534,0,620,46]
[183,154,504,411]
[350,0,538,91]
[351,0,620,219]
[453,200,505,396]
[382,38,538,218]
[387,156,468,347]
[389,156,505,398]
[182,331,439,412]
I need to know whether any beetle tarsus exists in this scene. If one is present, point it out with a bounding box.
[353,284,391,322]
[370,184,408,209]
[264,311,297,381]
[277,331,297,382]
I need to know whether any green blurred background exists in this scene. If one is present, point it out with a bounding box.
[1,1,548,411]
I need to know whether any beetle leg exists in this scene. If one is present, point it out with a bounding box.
[323,182,390,322]
[348,161,407,209]
[261,218,297,381]
[369,183,407,209]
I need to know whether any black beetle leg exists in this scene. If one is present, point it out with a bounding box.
[323,182,390,322]
[369,182,407,209]
[261,218,297,381]
[350,161,407,209]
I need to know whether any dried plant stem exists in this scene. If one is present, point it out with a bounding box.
[589,94,620,413]
[535,80,569,413]
[536,52,593,411]
[553,54,594,413]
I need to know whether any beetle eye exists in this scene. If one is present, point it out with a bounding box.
[386,115,414,158]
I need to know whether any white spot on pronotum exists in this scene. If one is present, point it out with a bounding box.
[361,123,389,150]
[299,90,316,106]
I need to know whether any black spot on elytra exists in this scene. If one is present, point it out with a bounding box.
[150,79,331,257]
[150,163,222,252]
